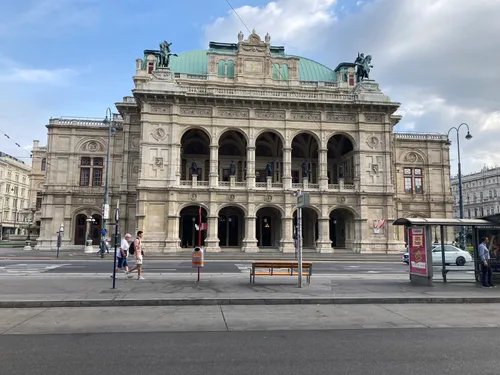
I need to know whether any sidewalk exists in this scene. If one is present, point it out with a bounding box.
[0,272,498,308]
[0,247,403,262]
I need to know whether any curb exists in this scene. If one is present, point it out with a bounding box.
[1,296,500,308]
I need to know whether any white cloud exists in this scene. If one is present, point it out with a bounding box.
[204,0,500,173]
[0,67,78,84]
[204,0,337,52]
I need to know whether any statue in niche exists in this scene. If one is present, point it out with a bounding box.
[191,160,198,175]
[339,165,345,179]
[266,161,273,177]
[230,161,236,176]
[238,31,244,42]
[302,162,309,178]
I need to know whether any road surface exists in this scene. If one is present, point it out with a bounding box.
[0,328,496,375]
[0,259,475,279]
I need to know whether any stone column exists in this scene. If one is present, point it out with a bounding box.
[209,144,219,187]
[172,143,181,185]
[316,218,333,253]
[164,214,181,252]
[246,146,256,189]
[282,147,292,190]
[242,216,259,252]
[266,176,272,189]
[280,217,295,253]
[318,149,328,190]
[205,215,220,252]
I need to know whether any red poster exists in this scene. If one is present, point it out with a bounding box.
[408,227,428,276]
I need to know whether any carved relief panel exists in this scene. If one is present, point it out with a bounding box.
[365,155,384,184]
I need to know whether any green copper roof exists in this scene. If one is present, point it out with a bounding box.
[169,49,337,82]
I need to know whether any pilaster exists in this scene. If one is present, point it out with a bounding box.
[242,216,259,252]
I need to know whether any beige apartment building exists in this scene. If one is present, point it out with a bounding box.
[0,152,31,239]
[36,31,453,253]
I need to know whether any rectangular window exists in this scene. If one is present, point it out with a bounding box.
[81,157,91,166]
[80,168,91,186]
[92,168,102,186]
[403,167,423,194]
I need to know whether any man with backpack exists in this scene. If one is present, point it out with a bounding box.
[128,231,145,280]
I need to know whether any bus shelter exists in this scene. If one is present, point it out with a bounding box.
[393,217,498,285]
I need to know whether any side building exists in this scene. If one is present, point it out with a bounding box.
[0,152,31,239]
[36,31,453,253]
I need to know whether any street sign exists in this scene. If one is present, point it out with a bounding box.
[102,204,110,220]
[297,192,310,208]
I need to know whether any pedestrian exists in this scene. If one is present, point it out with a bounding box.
[478,236,495,288]
[128,231,145,280]
[111,233,133,279]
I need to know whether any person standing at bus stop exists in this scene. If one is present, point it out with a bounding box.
[479,237,495,288]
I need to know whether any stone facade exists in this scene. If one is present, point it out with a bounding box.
[0,152,31,239]
[36,32,453,253]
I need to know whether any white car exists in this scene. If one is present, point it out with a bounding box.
[402,245,472,266]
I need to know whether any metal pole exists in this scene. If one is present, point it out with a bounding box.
[112,201,119,289]
[197,267,200,282]
[101,108,113,258]
[440,225,447,282]
[198,207,202,247]
[456,131,465,250]
[297,206,303,288]
[56,230,61,259]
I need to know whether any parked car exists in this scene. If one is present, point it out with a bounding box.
[402,245,472,266]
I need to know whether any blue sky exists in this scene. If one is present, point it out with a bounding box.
[0,0,498,174]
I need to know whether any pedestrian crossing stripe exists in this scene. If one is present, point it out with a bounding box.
[0,264,69,274]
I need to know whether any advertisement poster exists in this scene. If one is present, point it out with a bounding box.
[408,227,428,276]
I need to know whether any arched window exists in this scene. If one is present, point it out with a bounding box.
[218,60,226,77]
[281,64,289,80]
[41,158,46,171]
[226,60,235,77]
[272,64,280,80]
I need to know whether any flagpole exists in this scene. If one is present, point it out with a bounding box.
[198,206,202,248]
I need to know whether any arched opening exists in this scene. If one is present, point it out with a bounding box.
[179,206,208,248]
[327,134,354,185]
[291,133,319,184]
[181,129,210,181]
[74,213,102,245]
[293,208,318,249]
[256,207,282,248]
[218,206,245,247]
[41,158,46,171]
[218,130,247,182]
[255,131,283,183]
[329,208,355,248]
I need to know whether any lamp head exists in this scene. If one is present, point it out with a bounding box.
[103,116,110,125]
[465,131,472,140]
[445,138,452,146]
[59,223,65,232]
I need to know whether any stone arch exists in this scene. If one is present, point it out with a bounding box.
[327,205,360,218]
[329,206,356,248]
[218,205,246,247]
[179,126,213,145]
[216,202,248,216]
[216,128,250,145]
[290,130,321,148]
[256,205,283,248]
[254,203,286,217]
[177,202,209,216]
[75,138,107,153]
[71,207,102,246]
[326,131,357,151]
[399,150,427,164]
[179,205,208,248]
[254,129,286,148]
[290,204,321,217]
[180,127,211,181]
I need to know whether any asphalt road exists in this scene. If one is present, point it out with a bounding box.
[0,259,475,277]
[0,328,496,375]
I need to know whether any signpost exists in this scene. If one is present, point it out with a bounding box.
[296,191,310,288]
[111,201,120,289]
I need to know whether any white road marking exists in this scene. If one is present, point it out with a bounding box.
[0,263,69,275]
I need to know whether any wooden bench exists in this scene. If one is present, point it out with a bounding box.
[250,261,312,284]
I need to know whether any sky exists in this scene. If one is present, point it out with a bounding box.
[0,0,498,174]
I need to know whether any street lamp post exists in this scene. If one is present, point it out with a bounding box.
[100,108,116,258]
[446,123,473,250]
[56,223,64,258]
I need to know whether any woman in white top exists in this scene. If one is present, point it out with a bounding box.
[111,233,133,278]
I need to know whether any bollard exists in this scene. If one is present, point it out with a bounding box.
[192,247,204,282]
